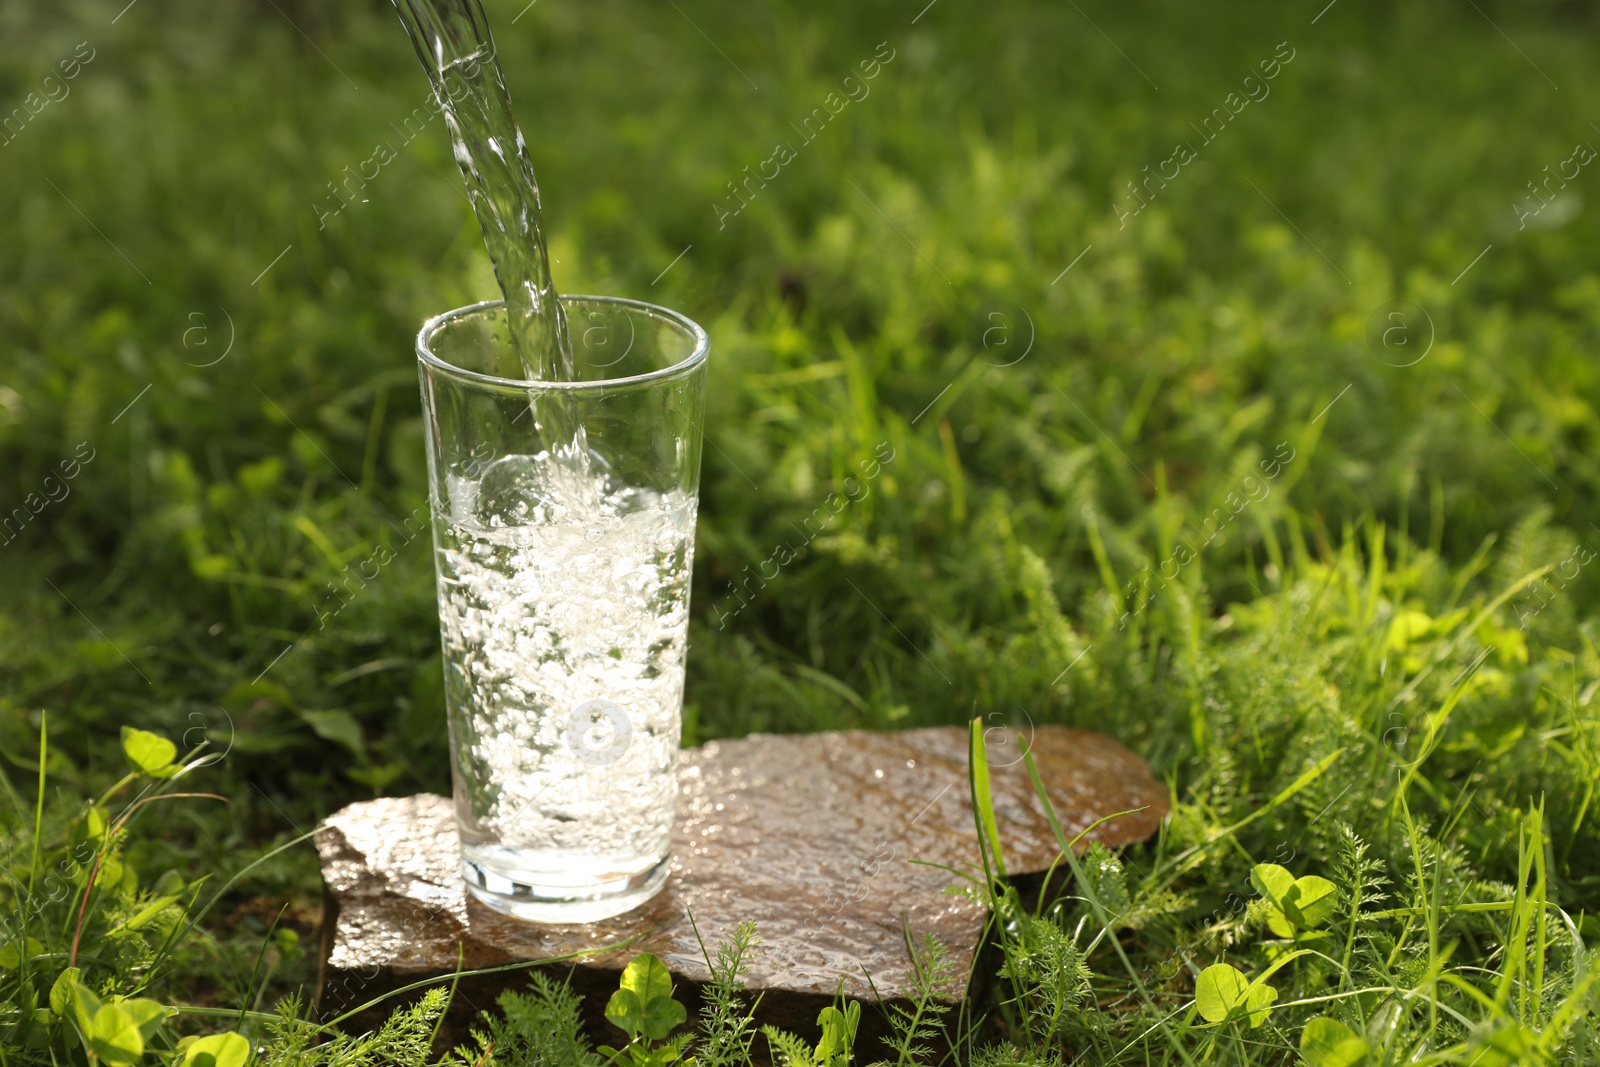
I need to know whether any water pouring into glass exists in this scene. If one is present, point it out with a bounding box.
[393,0,706,922]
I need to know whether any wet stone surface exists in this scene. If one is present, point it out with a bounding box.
[316,726,1166,1053]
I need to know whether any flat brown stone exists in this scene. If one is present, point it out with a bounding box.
[315,726,1165,1053]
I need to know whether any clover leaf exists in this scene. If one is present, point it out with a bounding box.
[49,967,83,1017]
[1252,863,1340,936]
[0,937,44,968]
[87,1003,144,1066]
[1194,963,1277,1028]
[817,1002,861,1065]
[114,998,168,1044]
[605,953,686,1042]
[1283,875,1339,928]
[178,1032,253,1067]
[121,726,178,778]
[1300,1016,1369,1067]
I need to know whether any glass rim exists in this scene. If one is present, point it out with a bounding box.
[416,295,709,393]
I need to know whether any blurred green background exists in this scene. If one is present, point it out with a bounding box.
[1,0,1598,1010]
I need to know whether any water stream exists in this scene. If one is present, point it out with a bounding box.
[389,0,574,383]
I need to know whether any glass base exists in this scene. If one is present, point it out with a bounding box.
[461,849,670,923]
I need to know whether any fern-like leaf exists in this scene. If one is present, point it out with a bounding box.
[881,933,955,1067]
[695,920,762,1067]
[444,971,601,1067]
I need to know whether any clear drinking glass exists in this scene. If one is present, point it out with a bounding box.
[416,295,708,922]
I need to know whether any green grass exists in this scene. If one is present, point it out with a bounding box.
[2,0,1599,1062]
